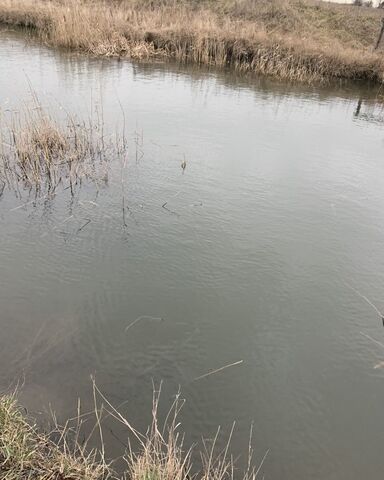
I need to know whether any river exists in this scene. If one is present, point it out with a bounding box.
[1,27,384,480]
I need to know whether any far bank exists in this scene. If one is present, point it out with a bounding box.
[0,0,384,83]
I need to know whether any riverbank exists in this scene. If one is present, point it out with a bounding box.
[0,0,384,83]
[0,392,264,480]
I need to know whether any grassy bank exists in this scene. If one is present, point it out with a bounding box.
[0,389,266,480]
[0,393,108,479]
[0,0,384,83]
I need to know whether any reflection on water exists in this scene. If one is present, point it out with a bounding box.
[2,27,384,480]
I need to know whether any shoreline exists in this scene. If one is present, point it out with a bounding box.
[0,0,384,83]
[0,391,265,480]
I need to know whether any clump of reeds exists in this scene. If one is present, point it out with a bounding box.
[0,392,110,480]
[125,391,192,480]
[94,382,267,480]
[1,0,384,82]
[0,97,125,197]
[0,384,268,480]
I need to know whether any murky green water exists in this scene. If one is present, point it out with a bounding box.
[2,27,384,480]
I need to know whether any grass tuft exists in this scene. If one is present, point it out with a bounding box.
[0,96,126,197]
[0,392,110,480]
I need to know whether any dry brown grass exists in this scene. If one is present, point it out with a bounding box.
[0,384,268,480]
[0,393,110,480]
[96,383,267,480]
[0,95,125,197]
[0,0,384,82]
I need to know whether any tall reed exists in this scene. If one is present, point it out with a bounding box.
[0,392,110,480]
[0,97,125,197]
[0,384,268,480]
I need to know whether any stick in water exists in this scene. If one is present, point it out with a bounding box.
[360,331,384,349]
[75,219,91,235]
[346,282,384,326]
[194,360,243,381]
[125,315,163,332]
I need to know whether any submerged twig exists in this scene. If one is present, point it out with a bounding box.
[194,360,244,381]
[346,282,384,325]
[75,218,91,235]
[161,201,180,216]
[360,331,384,349]
[125,315,163,332]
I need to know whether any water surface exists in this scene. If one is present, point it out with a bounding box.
[1,27,384,480]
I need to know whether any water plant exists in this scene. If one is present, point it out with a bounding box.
[0,97,126,198]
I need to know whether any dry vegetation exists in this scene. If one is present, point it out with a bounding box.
[0,386,267,480]
[0,96,125,197]
[0,0,383,82]
[0,393,109,480]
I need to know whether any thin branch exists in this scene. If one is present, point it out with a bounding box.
[194,360,243,381]
[346,282,384,320]
[75,218,91,235]
[125,315,163,332]
[360,331,384,349]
